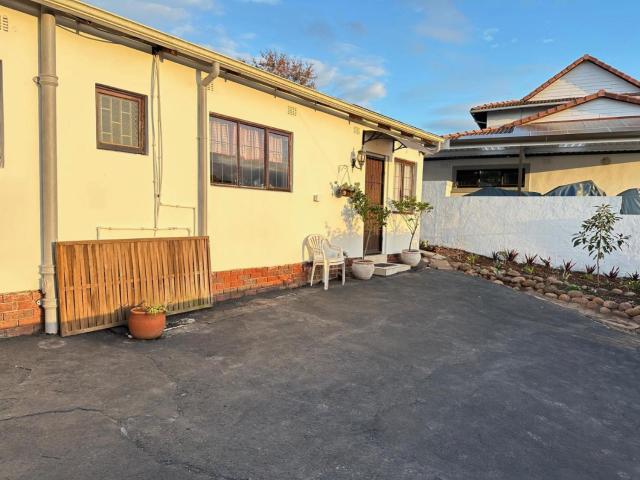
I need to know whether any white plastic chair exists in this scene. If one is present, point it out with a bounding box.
[305,234,346,290]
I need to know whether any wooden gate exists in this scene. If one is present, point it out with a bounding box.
[55,236,212,336]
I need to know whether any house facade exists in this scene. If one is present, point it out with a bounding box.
[425,55,640,196]
[0,0,441,337]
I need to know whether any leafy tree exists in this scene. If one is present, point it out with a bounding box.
[350,186,391,260]
[390,197,433,251]
[572,204,630,283]
[251,49,317,88]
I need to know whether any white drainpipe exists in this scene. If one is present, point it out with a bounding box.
[197,62,220,236]
[38,8,59,334]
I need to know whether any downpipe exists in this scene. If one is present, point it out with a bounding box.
[197,61,220,236]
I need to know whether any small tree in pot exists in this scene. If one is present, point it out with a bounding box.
[350,186,391,280]
[390,196,433,267]
[128,303,167,340]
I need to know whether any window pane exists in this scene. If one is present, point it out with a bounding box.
[210,117,238,184]
[456,168,524,188]
[268,132,289,189]
[394,163,403,200]
[403,163,415,198]
[98,91,142,150]
[239,124,264,187]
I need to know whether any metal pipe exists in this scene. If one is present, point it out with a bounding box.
[197,61,219,236]
[517,147,525,195]
[38,9,59,334]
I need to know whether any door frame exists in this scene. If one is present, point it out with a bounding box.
[363,153,386,255]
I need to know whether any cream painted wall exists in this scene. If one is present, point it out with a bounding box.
[0,5,426,293]
[56,26,198,243]
[0,7,41,292]
[423,153,640,196]
[206,80,423,270]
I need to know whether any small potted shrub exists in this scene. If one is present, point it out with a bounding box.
[128,303,167,340]
[349,186,391,280]
[390,196,433,267]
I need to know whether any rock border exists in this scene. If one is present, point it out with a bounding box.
[422,251,640,335]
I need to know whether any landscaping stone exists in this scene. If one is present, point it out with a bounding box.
[624,291,636,297]
[612,310,629,319]
[592,297,605,305]
[493,280,504,285]
[610,288,624,295]
[545,293,558,299]
[558,294,570,302]
[586,301,599,310]
[479,269,490,276]
[533,276,544,283]
[603,301,618,310]
[421,250,436,258]
[624,307,640,317]
[459,263,472,271]
[600,307,611,314]
[633,315,640,323]
[544,287,559,295]
[535,282,545,290]
[567,290,583,298]
[536,289,544,294]
[430,259,453,271]
[523,286,534,292]
[618,302,633,312]
[571,298,588,305]
[506,269,520,277]
[511,276,526,284]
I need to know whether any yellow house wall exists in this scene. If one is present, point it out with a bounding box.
[0,7,41,293]
[424,154,640,196]
[0,5,427,293]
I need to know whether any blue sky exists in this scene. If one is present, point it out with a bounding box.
[93,0,640,135]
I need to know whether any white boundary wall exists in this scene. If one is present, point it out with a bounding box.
[421,181,640,275]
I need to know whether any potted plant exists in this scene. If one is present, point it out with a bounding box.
[390,196,433,267]
[128,303,167,340]
[333,181,359,198]
[349,186,391,280]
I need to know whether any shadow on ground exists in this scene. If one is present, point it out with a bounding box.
[1,269,639,480]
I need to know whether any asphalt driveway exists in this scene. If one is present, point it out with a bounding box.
[1,269,639,480]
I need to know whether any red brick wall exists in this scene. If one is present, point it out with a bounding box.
[210,262,313,302]
[0,291,43,337]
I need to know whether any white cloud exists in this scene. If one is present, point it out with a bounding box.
[542,38,555,44]
[338,79,387,105]
[93,0,222,30]
[206,25,252,59]
[413,0,471,44]
[482,28,499,43]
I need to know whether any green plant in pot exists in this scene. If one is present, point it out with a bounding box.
[128,303,167,340]
[390,196,433,267]
[349,186,391,280]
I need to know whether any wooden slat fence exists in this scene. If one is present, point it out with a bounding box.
[55,236,212,336]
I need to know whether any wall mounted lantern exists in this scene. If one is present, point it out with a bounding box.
[351,149,366,170]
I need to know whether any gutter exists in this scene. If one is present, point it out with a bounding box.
[26,0,441,145]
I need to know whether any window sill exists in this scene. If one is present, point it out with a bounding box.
[210,182,292,193]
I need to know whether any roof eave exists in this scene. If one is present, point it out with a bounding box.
[28,0,442,144]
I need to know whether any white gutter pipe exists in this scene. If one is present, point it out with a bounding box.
[38,8,59,334]
[197,61,219,236]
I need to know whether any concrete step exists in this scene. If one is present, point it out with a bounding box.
[364,254,387,264]
[373,262,411,277]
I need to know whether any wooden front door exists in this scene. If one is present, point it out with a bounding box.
[363,156,385,255]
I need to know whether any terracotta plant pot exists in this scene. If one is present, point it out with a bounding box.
[128,307,166,340]
[351,259,375,280]
[400,249,422,267]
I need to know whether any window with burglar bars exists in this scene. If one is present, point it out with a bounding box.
[394,159,416,200]
[210,114,292,191]
[96,84,146,154]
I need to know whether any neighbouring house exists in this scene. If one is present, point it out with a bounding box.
[420,55,640,274]
[425,54,640,196]
[0,0,441,337]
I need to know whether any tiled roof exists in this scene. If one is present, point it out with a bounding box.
[447,91,640,139]
[470,97,574,112]
[521,54,640,101]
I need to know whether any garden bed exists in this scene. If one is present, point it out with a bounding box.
[426,246,640,334]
